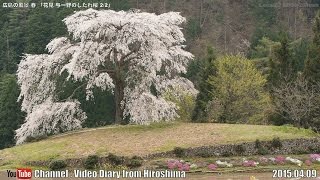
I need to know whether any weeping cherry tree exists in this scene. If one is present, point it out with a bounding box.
[15,9,196,144]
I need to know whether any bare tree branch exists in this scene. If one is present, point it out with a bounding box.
[62,83,86,102]
[272,75,320,127]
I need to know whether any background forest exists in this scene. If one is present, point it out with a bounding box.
[0,0,320,149]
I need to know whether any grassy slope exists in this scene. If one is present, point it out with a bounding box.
[0,123,318,169]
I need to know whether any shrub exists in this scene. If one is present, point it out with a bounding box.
[235,144,246,155]
[173,147,185,158]
[180,164,190,171]
[84,155,99,169]
[310,154,320,161]
[257,147,269,155]
[25,135,48,143]
[268,113,289,126]
[271,137,282,149]
[167,159,178,169]
[107,153,124,166]
[102,163,128,170]
[305,159,312,166]
[255,139,270,155]
[259,157,269,164]
[255,139,262,149]
[275,155,285,164]
[127,156,143,168]
[49,160,67,170]
[242,160,258,167]
[208,164,217,171]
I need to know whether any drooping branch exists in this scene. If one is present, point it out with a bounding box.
[62,83,86,102]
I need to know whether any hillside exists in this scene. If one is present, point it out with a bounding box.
[130,0,316,57]
[0,123,317,169]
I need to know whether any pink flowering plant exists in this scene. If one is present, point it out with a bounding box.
[208,164,218,171]
[309,154,320,162]
[305,159,312,166]
[258,157,269,165]
[275,156,286,164]
[165,154,320,171]
[167,159,179,169]
[166,159,190,171]
[242,160,259,167]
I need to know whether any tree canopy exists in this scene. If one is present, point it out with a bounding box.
[207,55,270,124]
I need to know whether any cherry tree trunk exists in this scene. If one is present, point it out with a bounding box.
[114,73,124,124]
[113,48,125,125]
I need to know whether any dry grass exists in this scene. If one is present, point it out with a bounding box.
[0,122,317,169]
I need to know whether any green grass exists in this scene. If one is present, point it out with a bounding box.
[273,125,316,136]
[0,122,318,170]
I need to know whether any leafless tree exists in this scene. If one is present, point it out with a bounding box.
[272,75,320,128]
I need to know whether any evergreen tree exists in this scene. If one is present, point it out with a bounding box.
[267,34,293,125]
[267,33,310,126]
[25,8,66,54]
[108,0,130,10]
[290,38,310,73]
[191,46,216,122]
[0,73,24,149]
[304,11,320,83]
[268,33,295,86]
[0,8,28,73]
[0,0,12,72]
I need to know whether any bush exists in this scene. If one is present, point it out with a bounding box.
[107,153,124,166]
[49,160,67,170]
[255,139,262,149]
[25,135,48,143]
[126,156,143,168]
[271,137,282,149]
[84,155,99,169]
[173,147,185,158]
[310,117,320,133]
[257,147,269,155]
[268,113,289,126]
[234,144,246,155]
[255,139,269,155]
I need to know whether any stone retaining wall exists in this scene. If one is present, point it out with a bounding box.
[27,138,320,168]
[145,138,320,159]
